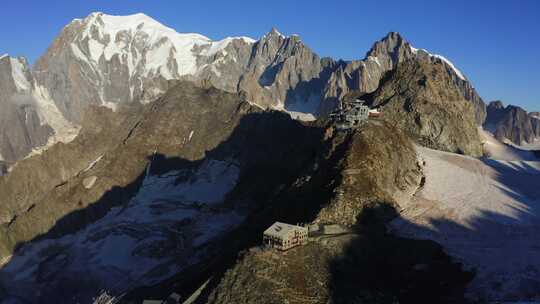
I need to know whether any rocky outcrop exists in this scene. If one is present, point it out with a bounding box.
[320,32,416,114]
[321,32,486,124]
[485,100,539,145]
[485,100,506,127]
[0,55,54,163]
[366,59,483,156]
[531,112,540,137]
[316,121,422,226]
[0,161,7,176]
[237,28,335,115]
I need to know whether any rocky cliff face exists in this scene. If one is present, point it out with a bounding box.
[237,28,336,119]
[315,121,422,226]
[366,59,483,156]
[321,32,487,124]
[321,32,416,113]
[0,55,54,163]
[485,100,539,145]
[531,112,540,137]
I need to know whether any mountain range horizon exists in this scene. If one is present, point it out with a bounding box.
[1,6,539,303]
[1,5,538,111]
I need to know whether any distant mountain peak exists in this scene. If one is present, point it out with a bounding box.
[269,27,285,37]
[383,31,406,41]
[488,100,505,109]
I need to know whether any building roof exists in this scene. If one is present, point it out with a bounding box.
[263,222,307,238]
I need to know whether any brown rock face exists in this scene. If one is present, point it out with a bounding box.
[367,59,483,156]
[0,105,136,256]
[316,120,422,226]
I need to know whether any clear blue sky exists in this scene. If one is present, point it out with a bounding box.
[1,0,538,111]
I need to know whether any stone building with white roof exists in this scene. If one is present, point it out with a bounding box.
[263,222,308,250]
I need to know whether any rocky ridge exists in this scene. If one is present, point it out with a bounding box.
[360,59,484,157]
[485,100,540,145]
[1,12,490,164]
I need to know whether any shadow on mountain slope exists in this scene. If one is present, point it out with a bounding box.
[199,201,476,304]
[481,158,540,218]
[388,152,540,301]
[4,85,537,302]
[197,123,478,304]
[328,204,474,304]
[198,129,539,304]
[0,109,327,303]
[391,207,540,302]
[282,63,336,117]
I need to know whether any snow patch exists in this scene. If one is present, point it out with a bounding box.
[32,85,80,144]
[9,57,31,92]
[390,146,540,300]
[367,55,380,66]
[101,100,118,111]
[83,155,104,172]
[479,128,537,161]
[135,159,240,204]
[200,37,254,57]
[282,93,320,122]
[88,39,104,62]
[70,43,87,61]
[0,158,244,302]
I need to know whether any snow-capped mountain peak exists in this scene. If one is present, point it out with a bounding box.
[74,12,211,76]
[34,11,257,121]
[71,11,255,78]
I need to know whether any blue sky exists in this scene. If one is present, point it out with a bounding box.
[1,0,538,111]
